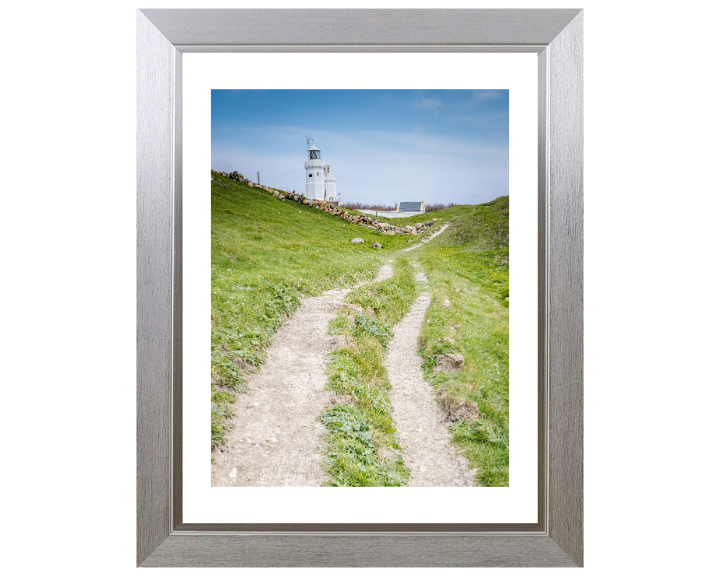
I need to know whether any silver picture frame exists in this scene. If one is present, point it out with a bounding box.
[137,9,583,567]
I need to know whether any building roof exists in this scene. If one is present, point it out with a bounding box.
[398,202,423,212]
[308,144,320,150]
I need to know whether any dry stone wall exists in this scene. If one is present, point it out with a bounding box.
[211,170,439,236]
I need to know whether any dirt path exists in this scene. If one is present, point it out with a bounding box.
[211,265,393,487]
[402,222,450,252]
[387,282,476,486]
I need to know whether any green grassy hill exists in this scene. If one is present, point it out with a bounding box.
[211,174,426,446]
[412,197,510,486]
[211,173,510,486]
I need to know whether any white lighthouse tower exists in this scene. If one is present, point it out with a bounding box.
[304,137,326,200]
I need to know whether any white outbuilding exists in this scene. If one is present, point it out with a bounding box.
[304,137,337,201]
[324,164,336,200]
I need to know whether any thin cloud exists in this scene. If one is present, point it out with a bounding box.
[473,90,506,101]
[411,97,444,109]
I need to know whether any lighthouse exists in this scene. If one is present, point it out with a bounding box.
[304,137,337,201]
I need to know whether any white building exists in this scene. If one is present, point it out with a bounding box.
[324,164,336,200]
[357,201,426,219]
[304,137,337,201]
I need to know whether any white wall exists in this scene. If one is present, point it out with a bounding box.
[325,178,337,200]
[1,1,718,575]
[358,209,426,218]
[304,158,326,199]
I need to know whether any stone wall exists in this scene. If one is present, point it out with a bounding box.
[211,170,438,236]
[213,170,247,183]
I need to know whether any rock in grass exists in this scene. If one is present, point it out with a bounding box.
[372,242,382,249]
[435,389,480,423]
[330,394,356,406]
[441,299,451,308]
[351,238,364,244]
[434,353,464,373]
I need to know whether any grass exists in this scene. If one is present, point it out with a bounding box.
[211,171,510,487]
[410,196,510,486]
[210,173,421,447]
[320,259,417,486]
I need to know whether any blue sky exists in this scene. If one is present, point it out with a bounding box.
[211,90,508,206]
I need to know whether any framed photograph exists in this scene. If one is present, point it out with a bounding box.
[137,9,583,567]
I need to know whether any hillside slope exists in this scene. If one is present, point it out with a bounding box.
[211,174,427,446]
[211,174,511,487]
[411,197,510,486]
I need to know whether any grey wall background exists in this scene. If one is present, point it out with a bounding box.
[1,1,718,574]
